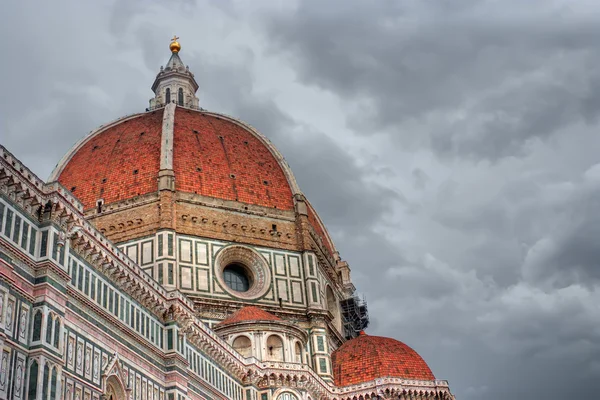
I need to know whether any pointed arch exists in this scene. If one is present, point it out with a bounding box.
[53,317,61,348]
[32,310,42,341]
[42,363,50,399]
[45,313,54,343]
[27,360,38,399]
[50,365,58,399]
[102,353,130,400]
[178,88,184,105]
[105,374,127,400]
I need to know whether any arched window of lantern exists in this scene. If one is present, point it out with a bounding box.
[232,336,252,358]
[105,374,127,400]
[266,335,284,362]
[294,341,303,364]
[178,88,184,105]
[166,88,171,104]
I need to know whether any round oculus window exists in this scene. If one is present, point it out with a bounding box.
[223,263,251,292]
[215,245,272,300]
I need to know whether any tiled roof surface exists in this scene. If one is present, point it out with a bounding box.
[331,332,435,386]
[217,306,281,326]
[57,107,294,211]
[58,111,163,209]
[173,109,294,210]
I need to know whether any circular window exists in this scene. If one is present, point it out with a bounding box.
[214,245,272,300]
[223,263,251,292]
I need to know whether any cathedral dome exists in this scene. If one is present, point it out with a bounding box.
[331,331,435,386]
[51,107,297,211]
[49,38,339,273]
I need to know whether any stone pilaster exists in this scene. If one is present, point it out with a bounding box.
[293,194,312,251]
[307,311,334,382]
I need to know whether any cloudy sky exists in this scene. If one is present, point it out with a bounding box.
[2,0,600,398]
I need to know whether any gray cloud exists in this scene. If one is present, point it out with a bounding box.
[262,0,600,160]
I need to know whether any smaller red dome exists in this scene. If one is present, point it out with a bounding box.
[217,306,281,326]
[332,332,435,386]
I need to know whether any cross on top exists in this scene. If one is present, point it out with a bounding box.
[171,35,179,42]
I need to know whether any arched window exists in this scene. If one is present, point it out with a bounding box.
[28,360,38,400]
[45,314,54,343]
[53,318,61,348]
[42,364,50,399]
[178,88,184,106]
[277,392,299,400]
[105,375,126,400]
[266,335,284,362]
[223,263,250,292]
[165,88,171,104]
[232,336,252,358]
[32,310,42,341]
[50,367,58,400]
[294,342,303,364]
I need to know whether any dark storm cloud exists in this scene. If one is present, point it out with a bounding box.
[262,0,600,160]
[522,170,600,289]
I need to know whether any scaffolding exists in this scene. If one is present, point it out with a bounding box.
[340,295,369,339]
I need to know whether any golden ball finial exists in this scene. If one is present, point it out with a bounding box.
[170,35,181,53]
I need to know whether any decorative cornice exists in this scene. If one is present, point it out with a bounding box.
[160,103,176,171]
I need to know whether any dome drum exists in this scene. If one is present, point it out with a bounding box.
[215,306,308,364]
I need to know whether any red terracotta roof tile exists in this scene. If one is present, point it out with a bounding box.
[217,306,281,326]
[331,332,435,386]
[58,112,163,210]
[173,109,294,210]
[58,108,295,211]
